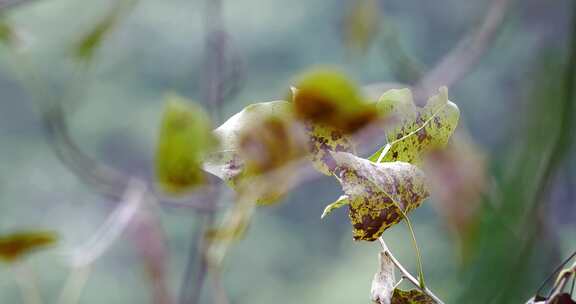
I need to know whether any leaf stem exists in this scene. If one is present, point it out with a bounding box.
[378,237,445,304]
[397,209,425,288]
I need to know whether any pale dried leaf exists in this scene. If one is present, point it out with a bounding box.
[371,251,396,304]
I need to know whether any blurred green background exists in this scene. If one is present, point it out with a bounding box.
[0,0,575,303]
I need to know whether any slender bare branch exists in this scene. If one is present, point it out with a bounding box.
[0,0,38,11]
[412,0,513,102]
[366,0,513,103]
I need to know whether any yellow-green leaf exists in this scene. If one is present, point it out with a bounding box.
[333,152,429,241]
[155,93,215,195]
[204,100,307,205]
[0,19,15,45]
[391,289,435,304]
[369,87,459,164]
[73,0,136,61]
[291,68,378,134]
[321,195,350,219]
[0,231,58,263]
[343,0,380,54]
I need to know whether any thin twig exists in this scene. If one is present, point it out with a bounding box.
[13,263,43,304]
[412,0,513,102]
[365,0,513,103]
[378,237,445,304]
[0,0,38,11]
[178,0,228,302]
[58,265,92,304]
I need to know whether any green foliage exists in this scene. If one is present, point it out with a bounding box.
[0,231,57,263]
[321,195,350,219]
[332,152,429,241]
[155,93,215,195]
[369,87,459,164]
[0,20,15,45]
[73,0,136,62]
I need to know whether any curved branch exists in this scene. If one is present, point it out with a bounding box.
[41,103,219,213]
[366,0,513,101]
[412,0,512,101]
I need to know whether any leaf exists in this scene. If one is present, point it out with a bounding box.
[342,0,380,54]
[291,68,378,134]
[204,100,307,205]
[391,289,435,304]
[155,93,215,195]
[321,195,349,219]
[0,19,15,45]
[306,122,356,175]
[371,251,396,304]
[0,231,58,263]
[73,0,136,61]
[423,133,487,257]
[333,152,429,241]
[369,87,459,164]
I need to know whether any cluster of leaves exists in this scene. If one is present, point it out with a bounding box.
[156,69,458,228]
[154,68,459,302]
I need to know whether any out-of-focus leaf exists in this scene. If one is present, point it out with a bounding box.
[369,87,459,164]
[333,152,429,241]
[321,195,349,219]
[204,100,307,205]
[371,251,396,304]
[0,19,15,45]
[306,122,356,175]
[0,231,57,263]
[342,0,380,55]
[423,133,487,254]
[391,289,435,304]
[73,0,136,61]
[155,94,215,195]
[291,68,378,134]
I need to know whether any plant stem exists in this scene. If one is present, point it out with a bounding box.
[378,237,445,304]
[397,210,425,288]
[13,264,43,304]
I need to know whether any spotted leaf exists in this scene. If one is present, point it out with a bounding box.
[333,152,429,241]
[306,122,355,175]
[391,289,435,304]
[291,68,378,134]
[155,93,215,195]
[204,100,307,205]
[0,231,58,263]
[369,87,459,164]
